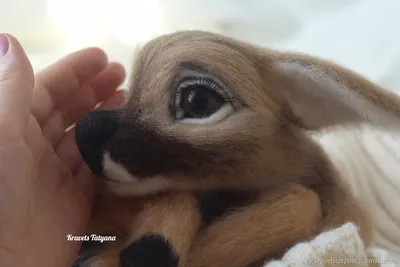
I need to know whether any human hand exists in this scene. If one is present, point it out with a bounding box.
[0,34,126,267]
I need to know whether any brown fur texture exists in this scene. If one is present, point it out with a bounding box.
[81,191,200,267]
[74,30,400,267]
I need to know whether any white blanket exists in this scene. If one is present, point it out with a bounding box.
[264,223,399,267]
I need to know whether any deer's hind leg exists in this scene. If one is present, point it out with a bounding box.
[186,184,322,267]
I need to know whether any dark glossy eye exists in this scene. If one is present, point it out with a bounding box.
[180,85,224,118]
[174,77,235,122]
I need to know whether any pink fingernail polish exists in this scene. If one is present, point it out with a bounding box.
[0,34,9,58]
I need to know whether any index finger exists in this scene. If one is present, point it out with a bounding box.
[32,47,108,125]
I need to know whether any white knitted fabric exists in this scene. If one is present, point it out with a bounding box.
[264,223,399,267]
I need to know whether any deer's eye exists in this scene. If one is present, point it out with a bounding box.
[180,84,224,119]
[173,77,235,124]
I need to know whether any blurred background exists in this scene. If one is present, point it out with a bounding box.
[1,0,400,92]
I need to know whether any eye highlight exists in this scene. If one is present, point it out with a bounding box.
[174,77,235,123]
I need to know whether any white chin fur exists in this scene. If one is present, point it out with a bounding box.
[179,104,233,125]
[106,178,172,196]
[102,152,171,196]
[103,152,138,183]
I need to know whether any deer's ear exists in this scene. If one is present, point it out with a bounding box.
[273,59,400,131]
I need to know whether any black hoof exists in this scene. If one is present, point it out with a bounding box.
[72,240,104,267]
[119,234,179,267]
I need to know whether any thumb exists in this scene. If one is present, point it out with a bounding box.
[0,34,34,140]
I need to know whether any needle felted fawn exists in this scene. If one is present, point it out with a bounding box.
[73,30,400,267]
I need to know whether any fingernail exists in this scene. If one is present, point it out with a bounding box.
[0,34,9,58]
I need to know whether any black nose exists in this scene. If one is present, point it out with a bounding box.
[75,110,119,176]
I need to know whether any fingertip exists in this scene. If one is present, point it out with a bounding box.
[112,89,128,105]
[0,33,34,86]
[79,47,108,65]
[86,63,126,101]
[107,62,126,82]
[97,89,128,110]
[71,47,109,84]
[115,89,128,100]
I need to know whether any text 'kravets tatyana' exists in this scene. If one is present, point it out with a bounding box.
[67,234,116,243]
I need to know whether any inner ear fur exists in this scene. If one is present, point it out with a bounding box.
[259,51,400,132]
